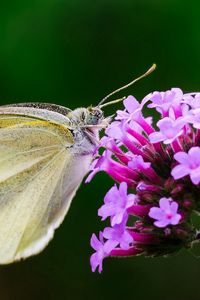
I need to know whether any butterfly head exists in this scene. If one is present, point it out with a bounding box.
[84,106,104,125]
[66,106,110,149]
[68,106,106,128]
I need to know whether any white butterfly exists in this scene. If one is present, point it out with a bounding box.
[0,64,155,264]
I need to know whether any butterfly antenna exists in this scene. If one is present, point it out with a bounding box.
[98,63,156,107]
[99,96,126,109]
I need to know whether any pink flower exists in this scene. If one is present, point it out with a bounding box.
[98,182,136,226]
[128,155,160,182]
[149,197,181,228]
[116,95,142,123]
[188,108,200,129]
[85,150,112,183]
[183,93,200,109]
[106,121,126,141]
[128,155,151,170]
[116,96,155,135]
[103,221,133,250]
[88,89,200,273]
[149,117,185,144]
[90,232,110,273]
[171,147,200,184]
[147,88,183,116]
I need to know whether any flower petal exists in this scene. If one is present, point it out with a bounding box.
[170,201,178,213]
[188,147,200,165]
[154,219,169,228]
[171,165,190,179]
[111,212,126,226]
[149,207,164,220]
[90,253,100,272]
[170,214,181,225]
[190,169,200,185]
[159,198,171,210]
[149,132,165,143]
[104,239,119,253]
[173,152,189,165]
[124,96,139,113]
[90,234,102,251]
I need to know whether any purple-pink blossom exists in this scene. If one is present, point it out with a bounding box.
[116,95,143,123]
[90,232,109,273]
[128,155,151,170]
[172,147,200,184]
[88,89,200,273]
[85,150,112,183]
[149,117,185,144]
[98,182,136,226]
[149,197,181,228]
[147,88,183,116]
[103,221,133,251]
[187,108,200,129]
[183,93,200,109]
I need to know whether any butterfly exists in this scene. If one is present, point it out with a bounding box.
[0,64,155,264]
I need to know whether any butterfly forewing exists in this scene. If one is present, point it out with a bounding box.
[0,104,72,127]
[0,112,91,263]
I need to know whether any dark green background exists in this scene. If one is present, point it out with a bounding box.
[0,1,200,299]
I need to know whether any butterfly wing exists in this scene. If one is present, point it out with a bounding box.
[0,102,72,127]
[2,102,72,116]
[0,113,92,263]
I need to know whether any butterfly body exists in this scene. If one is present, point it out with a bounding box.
[0,103,104,264]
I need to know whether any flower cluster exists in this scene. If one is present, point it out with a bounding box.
[87,88,200,273]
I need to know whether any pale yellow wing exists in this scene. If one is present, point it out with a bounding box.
[0,114,91,264]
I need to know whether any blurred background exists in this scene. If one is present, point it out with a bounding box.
[0,0,200,299]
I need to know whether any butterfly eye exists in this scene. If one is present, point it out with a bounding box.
[86,109,103,125]
[87,115,98,125]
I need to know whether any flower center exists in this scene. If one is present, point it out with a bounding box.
[165,129,175,139]
[166,212,173,219]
